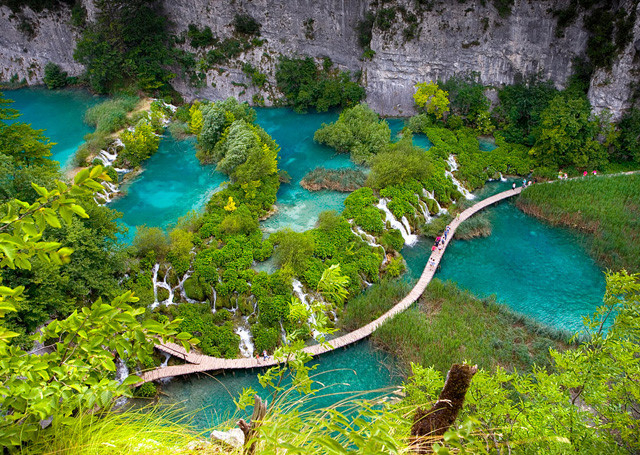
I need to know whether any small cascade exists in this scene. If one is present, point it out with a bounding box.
[423,189,448,215]
[211,286,217,313]
[235,317,255,358]
[292,280,321,339]
[500,172,507,182]
[376,198,418,246]
[417,198,433,223]
[150,264,175,309]
[97,149,117,167]
[160,352,171,368]
[96,181,120,204]
[445,155,475,200]
[349,221,387,264]
[177,270,203,304]
[279,320,288,344]
[114,357,130,407]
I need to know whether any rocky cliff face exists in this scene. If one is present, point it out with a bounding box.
[0,0,638,120]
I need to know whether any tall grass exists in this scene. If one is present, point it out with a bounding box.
[21,405,214,455]
[517,174,640,272]
[84,95,140,134]
[340,279,412,331]
[373,279,573,374]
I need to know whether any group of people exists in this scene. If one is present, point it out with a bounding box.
[583,170,598,177]
[255,350,269,362]
[428,225,451,270]
[512,178,533,190]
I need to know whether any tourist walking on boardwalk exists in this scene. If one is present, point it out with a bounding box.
[262,350,268,361]
[512,182,516,190]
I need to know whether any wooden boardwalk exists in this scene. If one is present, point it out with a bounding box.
[138,187,523,384]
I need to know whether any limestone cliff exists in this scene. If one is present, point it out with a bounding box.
[1,0,638,120]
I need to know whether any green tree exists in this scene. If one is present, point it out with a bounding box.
[43,62,68,90]
[531,94,607,168]
[313,103,391,164]
[119,119,160,167]
[413,82,450,119]
[273,229,315,274]
[0,166,197,446]
[73,0,174,94]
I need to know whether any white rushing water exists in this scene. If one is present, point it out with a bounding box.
[423,189,448,215]
[150,263,175,309]
[376,198,418,246]
[349,221,388,264]
[235,317,255,358]
[114,357,130,407]
[445,155,475,200]
[292,279,321,339]
[416,198,433,223]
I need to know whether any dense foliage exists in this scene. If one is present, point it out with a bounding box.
[275,56,365,113]
[313,103,391,164]
[74,0,174,94]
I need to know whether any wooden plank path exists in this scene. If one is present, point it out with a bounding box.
[138,187,523,385]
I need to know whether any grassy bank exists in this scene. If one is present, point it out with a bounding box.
[339,280,412,332]
[517,173,640,272]
[373,279,572,374]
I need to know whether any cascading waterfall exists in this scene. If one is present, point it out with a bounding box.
[376,198,418,246]
[211,286,217,313]
[349,221,388,264]
[292,279,321,339]
[445,155,475,200]
[423,189,448,215]
[114,357,130,407]
[150,264,175,309]
[417,198,432,223]
[235,317,255,358]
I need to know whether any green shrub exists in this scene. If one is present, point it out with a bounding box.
[134,382,157,398]
[275,56,365,113]
[233,13,261,36]
[380,229,404,252]
[343,188,384,234]
[187,24,216,48]
[314,103,390,164]
[43,62,68,90]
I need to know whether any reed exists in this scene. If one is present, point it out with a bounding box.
[339,279,412,332]
[84,95,140,134]
[300,167,366,192]
[517,173,640,272]
[373,279,573,375]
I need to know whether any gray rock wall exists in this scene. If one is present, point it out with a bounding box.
[0,0,638,120]
[0,5,83,84]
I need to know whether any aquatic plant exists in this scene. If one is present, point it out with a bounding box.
[300,167,366,192]
[374,279,573,375]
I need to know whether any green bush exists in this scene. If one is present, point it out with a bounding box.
[172,303,240,358]
[134,382,157,398]
[43,62,68,90]
[314,103,390,164]
[187,24,216,48]
[233,13,261,36]
[275,56,365,113]
[380,229,404,252]
[343,188,384,234]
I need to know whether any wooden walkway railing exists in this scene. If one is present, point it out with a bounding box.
[138,187,523,384]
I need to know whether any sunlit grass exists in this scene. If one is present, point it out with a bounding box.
[374,279,573,374]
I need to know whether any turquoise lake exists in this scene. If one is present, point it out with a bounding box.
[158,340,400,430]
[4,87,102,168]
[8,89,606,429]
[402,180,606,333]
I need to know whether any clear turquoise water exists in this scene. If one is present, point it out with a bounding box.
[402,180,605,333]
[478,137,497,151]
[108,136,225,239]
[255,108,357,233]
[159,340,400,431]
[4,87,102,168]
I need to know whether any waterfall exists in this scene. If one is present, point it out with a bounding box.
[292,279,321,339]
[500,172,507,182]
[417,199,432,223]
[445,155,475,200]
[235,317,255,358]
[279,320,288,344]
[376,198,418,246]
[211,286,217,313]
[113,357,130,407]
[423,189,448,215]
[349,221,387,264]
[150,264,175,309]
[160,352,171,368]
[97,149,117,167]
